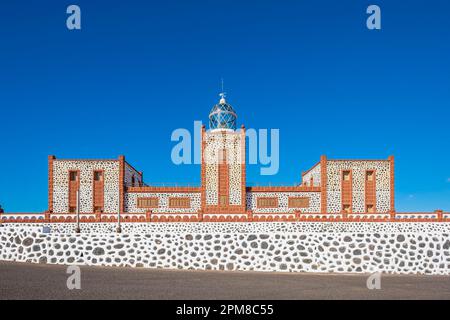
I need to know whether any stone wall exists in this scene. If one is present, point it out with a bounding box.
[52,160,120,214]
[203,131,243,206]
[302,163,321,187]
[326,160,391,213]
[124,162,143,187]
[1,222,449,275]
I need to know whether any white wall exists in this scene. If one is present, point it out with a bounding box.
[326,160,391,213]
[1,222,449,275]
[52,160,120,213]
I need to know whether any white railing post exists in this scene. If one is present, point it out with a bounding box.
[117,209,122,233]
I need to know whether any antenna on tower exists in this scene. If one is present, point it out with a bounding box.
[219,78,226,104]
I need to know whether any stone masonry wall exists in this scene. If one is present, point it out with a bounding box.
[1,223,449,275]
[52,160,120,214]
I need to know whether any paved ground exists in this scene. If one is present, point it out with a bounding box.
[0,261,449,299]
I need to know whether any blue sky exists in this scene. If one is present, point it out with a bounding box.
[0,0,449,212]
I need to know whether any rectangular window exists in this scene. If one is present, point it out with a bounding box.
[288,197,310,208]
[68,171,79,213]
[137,197,159,208]
[257,197,278,208]
[169,197,190,208]
[341,170,352,213]
[93,170,104,213]
[365,170,376,213]
[366,170,374,182]
[342,170,351,181]
[69,171,78,181]
[94,171,103,181]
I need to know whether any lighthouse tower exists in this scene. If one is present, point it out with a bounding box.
[200,93,246,214]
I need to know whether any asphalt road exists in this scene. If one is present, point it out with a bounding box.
[1,261,450,299]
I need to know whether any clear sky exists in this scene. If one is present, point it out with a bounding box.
[0,0,449,213]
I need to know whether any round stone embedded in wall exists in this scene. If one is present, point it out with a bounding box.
[22,238,33,246]
[93,247,105,256]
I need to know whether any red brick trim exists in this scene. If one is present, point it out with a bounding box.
[218,148,229,206]
[364,169,376,213]
[389,155,395,213]
[246,186,320,192]
[127,186,201,193]
[168,197,191,208]
[3,210,449,224]
[68,170,80,213]
[92,170,105,213]
[288,197,310,208]
[329,159,390,162]
[48,155,55,213]
[256,197,279,208]
[203,206,247,214]
[137,197,159,208]
[240,124,247,209]
[55,159,120,162]
[435,209,443,222]
[200,125,206,212]
[320,155,327,213]
[341,169,353,214]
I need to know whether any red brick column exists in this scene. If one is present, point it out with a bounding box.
[146,210,152,222]
[436,210,443,222]
[389,210,395,221]
[218,147,229,207]
[240,124,247,212]
[320,155,327,214]
[48,155,56,213]
[341,169,353,214]
[200,125,206,212]
[342,211,348,220]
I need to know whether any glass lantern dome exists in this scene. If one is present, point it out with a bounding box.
[209,93,237,131]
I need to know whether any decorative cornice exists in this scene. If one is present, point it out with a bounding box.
[246,186,321,192]
[127,186,201,193]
